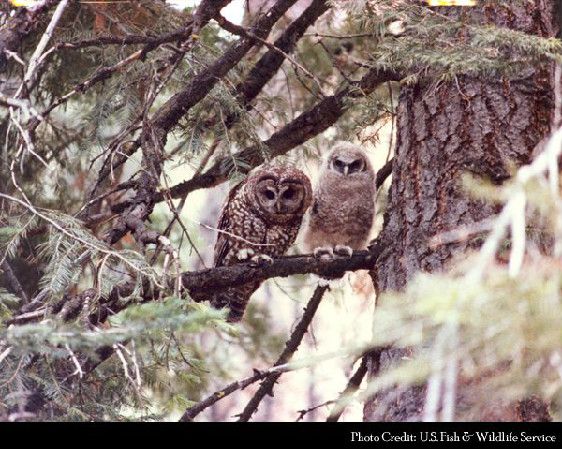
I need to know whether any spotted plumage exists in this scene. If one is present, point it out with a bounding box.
[211,165,312,322]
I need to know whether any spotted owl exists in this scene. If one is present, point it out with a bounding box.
[303,142,376,259]
[211,165,312,322]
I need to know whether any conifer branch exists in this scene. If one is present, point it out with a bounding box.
[105,0,300,246]
[9,244,385,326]
[146,67,400,206]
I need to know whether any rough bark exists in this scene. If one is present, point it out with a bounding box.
[365,2,557,422]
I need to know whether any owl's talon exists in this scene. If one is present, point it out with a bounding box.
[313,246,334,261]
[334,245,353,258]
[236,248,255,261]
[250,254,274,267]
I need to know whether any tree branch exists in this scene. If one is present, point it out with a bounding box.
[0,0,60,72]
[8,243,385,326]
[214,5,327,96]
[150,0,300,135]
[146,67,400,206]
[234,0,330,110]
[106,0,300,246]
[183,249,379,296]
[1,260,29,304]
[179,361,298,422]
[326,353,371,422]
[236,284,329,422]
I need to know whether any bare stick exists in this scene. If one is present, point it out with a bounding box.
[23,0,69,88]
[237,284,329,422]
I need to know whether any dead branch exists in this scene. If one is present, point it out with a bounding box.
[179,362,297,422]
[236,284,330,422]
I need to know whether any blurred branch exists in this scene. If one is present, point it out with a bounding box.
[326,352,372,422]
[237,284,329,422]
[1,260,29,304]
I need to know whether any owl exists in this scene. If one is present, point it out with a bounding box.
[303,142,376,259]
[210,165,312,322]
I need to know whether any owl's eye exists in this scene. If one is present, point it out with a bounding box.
[349,159,363,172]
[282,188,295,200]
[333,159,344,168]
[264,189,275,200]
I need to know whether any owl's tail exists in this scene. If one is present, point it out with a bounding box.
[209,283,259,323]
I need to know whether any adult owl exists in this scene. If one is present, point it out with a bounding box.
[210,165,312,322]
[303,142,376,259]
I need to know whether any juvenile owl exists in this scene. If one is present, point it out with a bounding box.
[211,165,312,322]
[303,142,376,259]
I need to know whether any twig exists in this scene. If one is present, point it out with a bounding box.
[236,284,329,421]
[179,348,352,422]
[0,192,161,283]
[180,362,298,422]
[65,344,83,379]
[296,400,333,421]
[214,13,326,96]
[22,0,69,88]
[326,355,370,422]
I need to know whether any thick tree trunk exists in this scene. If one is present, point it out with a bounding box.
[365,2,557,422]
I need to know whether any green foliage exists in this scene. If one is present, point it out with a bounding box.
[349,1,562,79]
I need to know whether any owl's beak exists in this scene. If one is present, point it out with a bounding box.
[343,165,349,176]
[275,201,281,212]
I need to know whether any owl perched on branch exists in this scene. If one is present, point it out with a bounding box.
[303,142,376,259]
[211,165,312,322]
